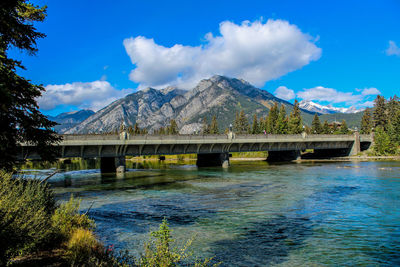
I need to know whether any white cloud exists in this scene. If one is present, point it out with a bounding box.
[361,87,381,96]
[297,86,381,107]
[274,86,295,100]
[386,40,400,56]
[297,86,363,104]
[124,19,321,89]
[358,101,375,108]
[39,81,134,111]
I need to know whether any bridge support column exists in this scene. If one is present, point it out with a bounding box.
[197,153,230,168]
[266,150,301,162]
[100,156,126,173]
[350,132,360,156]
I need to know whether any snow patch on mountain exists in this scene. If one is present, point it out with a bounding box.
[299,100,363,114]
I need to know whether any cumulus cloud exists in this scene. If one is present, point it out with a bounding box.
[386,40,400,56]
[124,19,321,89]
[297,86,380,107]
[38,81,134,111]
[274,86,295,100]
[358,101,375,108]
[361,87,381,96]
[297,86,363,104]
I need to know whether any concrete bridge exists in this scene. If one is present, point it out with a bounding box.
[19,133,373,173]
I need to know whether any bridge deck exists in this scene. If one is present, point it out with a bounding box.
[19,134,372,160]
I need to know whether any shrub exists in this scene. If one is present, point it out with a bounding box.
[373,126,397,155]
[140,218,219,267]
[51,195,95,241]
[66,228,102,265]
[0,171,57,264]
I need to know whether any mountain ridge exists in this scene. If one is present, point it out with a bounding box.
[48,109,94,133]
[65,75,363,134]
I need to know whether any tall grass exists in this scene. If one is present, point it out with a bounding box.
[0,171,57,264]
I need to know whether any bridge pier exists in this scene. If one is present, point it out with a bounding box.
[197,153,230,168]
[266,150,301,162]
[349,132,360,156]
[100,156,126,173]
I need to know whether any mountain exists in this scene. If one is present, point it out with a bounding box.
[66,75,362,134]
[299,100,363,114]
[48,109,95,133]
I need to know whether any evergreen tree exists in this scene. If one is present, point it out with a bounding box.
[322,120,331,134]
[304,125,312,135]
[202,117,209,134]
[141,128,148,134]
[267,103,279,133]
[258,117,264,133]
[127,125,134,135]
[251,114,259,134]
[387,95,400,122]
[0,1,61,170]
[264,117,270,134]
[311,114,322,134]
[373,95,387,130]
[374,126,396,155]
[339,119,349,134]
[133,123,141,134]
[360,108,373,134]
[233,111,240,133]
[390,109,400,146]
[288,100,303,134]
[157,127,166,135]
[276,105,288,134]
[209,115,219,134]
[167,120,179,135]
[237,110,249,134]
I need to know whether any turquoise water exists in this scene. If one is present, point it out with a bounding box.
[23,160,400,266]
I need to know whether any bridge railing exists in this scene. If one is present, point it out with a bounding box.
[62,134,120,140]
[61,133,363,141]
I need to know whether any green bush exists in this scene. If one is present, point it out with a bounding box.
[51,195,95,241]
[373,126,397,155]
[140,219,219,267]
[0,171,218,266]
[0,171,57,264]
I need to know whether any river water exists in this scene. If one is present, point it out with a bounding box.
[22,159,400,266]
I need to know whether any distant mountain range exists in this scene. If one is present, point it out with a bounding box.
[50,75,364,134]
[48,109,94,133]
[299,100,363,114]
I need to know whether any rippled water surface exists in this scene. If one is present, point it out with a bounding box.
[24,160,400,266]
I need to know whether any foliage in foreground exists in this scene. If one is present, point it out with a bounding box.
[140,219,219,267]
[0,171,218,266]
[365,95,400,155]
[0,171,57,264]
[0,0,60,171]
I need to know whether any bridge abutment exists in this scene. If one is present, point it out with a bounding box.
[100,156,126,173]
[197,153,230,168]
[266,150,301,162]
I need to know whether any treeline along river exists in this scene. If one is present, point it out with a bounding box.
[21,159,400,266]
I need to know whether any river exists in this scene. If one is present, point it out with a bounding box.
[21,159,400,266]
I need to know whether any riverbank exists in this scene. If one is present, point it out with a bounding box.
[127,154,400,163]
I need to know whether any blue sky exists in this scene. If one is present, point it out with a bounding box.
[10,0,400,116]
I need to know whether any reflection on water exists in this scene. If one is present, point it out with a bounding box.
[20,159,400,266]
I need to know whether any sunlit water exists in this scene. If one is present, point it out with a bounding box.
[21,159,400,266]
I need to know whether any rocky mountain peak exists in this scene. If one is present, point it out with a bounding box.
[65,75,312,134]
